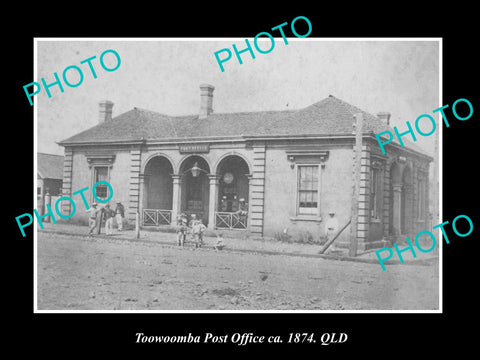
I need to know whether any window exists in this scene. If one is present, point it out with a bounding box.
[370,167,381,219]
[94,166,109,200]
[37,187,41,195]
[417,176,427,220]
[297,165,319,215]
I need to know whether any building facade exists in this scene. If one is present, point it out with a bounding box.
[37,152,64,215]
[58,85,432,250]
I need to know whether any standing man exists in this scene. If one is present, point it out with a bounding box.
[114,201,125,231]
[86,202,99,235]
[94,204,105,235]
[235,198,248,227]
[103,204,115,235]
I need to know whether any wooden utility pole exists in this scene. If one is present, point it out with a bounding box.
[319,218,351,254]
[349,113,363,257]
[135,211,140,239]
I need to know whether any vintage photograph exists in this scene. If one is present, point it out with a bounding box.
[34,38,440,311]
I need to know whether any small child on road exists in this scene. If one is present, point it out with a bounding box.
[214,233,225,251]
[176,213,188,246]
[191,218,206,248]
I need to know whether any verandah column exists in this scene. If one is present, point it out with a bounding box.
[392,184,402,235]
[137,174,144,221]
[208,175,219,229]
[171,174,182,224]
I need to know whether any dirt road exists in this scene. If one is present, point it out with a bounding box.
[37,232,439,310]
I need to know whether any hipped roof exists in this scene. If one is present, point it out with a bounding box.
[58,95,429,158]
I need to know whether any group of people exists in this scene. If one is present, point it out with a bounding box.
[87,201,125,236]
[85,203,226,250]
[176,213,226,250]
[176,213,207,248]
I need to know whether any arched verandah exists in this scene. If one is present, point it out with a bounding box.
[142,155,174,225]
[214,155,251,230]
[389,161,414,238]
[179,155,211,226]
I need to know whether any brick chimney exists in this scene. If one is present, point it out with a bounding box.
[377,111,391,125]
[199,84,214,119]
[99,100,114,123]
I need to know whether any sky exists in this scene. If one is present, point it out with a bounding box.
[35,38,440,157]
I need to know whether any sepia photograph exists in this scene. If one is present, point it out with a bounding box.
[34,38,441,312]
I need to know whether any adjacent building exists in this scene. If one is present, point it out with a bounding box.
[37,152,64,213]
[57,84,432,250]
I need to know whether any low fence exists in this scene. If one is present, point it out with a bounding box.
[143,209,172,226]
[215,212,248,230]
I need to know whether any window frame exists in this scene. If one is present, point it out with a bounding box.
[92,165,111,202]
[296,164,320,216]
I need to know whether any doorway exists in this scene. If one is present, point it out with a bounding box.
[179,156,210,226]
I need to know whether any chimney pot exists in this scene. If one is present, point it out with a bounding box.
[99,100,114,123]
[199,84,214,119]
[377,111,391,125]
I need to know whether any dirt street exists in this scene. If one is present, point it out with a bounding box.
[37,232,439,311]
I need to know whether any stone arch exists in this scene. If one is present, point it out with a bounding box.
[142,155,174,219]
[142,152,176,175]
[178,154,212,174]
[178,155,211,226]
[215,155,251,219]
[388,160,414,238]
[212,152,252,175]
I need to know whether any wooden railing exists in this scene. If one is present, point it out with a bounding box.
[215,212,248,229]
[143,209,172,226]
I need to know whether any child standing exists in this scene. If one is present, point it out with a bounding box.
[176,213,188,246]
[190,216,206,248]
[197,219,207,247]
